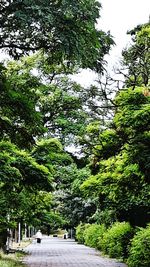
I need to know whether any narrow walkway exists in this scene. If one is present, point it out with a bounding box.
[23,236,127,267]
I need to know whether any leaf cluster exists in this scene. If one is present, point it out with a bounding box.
[81,87,150,227]
[0,0,114,71]
[127,224,150,267]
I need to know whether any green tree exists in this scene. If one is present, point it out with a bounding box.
[0,140,53,247]
[1,54,117,149]
[31,138,72,169]
[0,0,114,71]
[54,164,96,228]
[81,87,150,227]
[0,59,45,148]
[122,23,150,87]
[31,138,94,228]
[0,0,115,248]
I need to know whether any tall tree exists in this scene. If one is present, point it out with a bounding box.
[1,54,118,149]
[81,86,150,227]
[0,140,53,247]
[52,163,96,228]
[0,58,46,148]
[0,0,114,71]
[122,23,150,88]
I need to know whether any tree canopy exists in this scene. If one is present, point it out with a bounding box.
[122,23,150,87]
[81,86,150,227]
[0,0,114,71]
[0,4,149,252]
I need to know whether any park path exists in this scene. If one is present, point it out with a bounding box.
[22,236,127,267]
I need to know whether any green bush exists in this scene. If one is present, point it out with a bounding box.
[84,224,106,249]
[76,223,90,244]
[101,222,133,259]
[127,225,150,267]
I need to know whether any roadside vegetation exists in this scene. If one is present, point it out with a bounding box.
[0,2,149,267]
[76,223,150,266]
[0,251,25,267]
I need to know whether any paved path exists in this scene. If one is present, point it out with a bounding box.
[22,236,127,267]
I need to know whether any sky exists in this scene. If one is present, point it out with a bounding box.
[73,0,150,86]
[99,0,150,61]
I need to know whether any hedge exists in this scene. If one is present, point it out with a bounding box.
[84,224,106,249]
[100,222,133,259]
[127,224,150,267]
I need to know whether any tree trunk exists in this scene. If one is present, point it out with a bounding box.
[0,230,8,251]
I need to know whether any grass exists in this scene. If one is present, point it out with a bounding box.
[0,239,31,267]
[0,251,26,267]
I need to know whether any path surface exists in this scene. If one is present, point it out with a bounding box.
[23,236,127,267]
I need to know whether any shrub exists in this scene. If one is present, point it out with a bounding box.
[76,223,90,244]
[101,222,133,259]
[127,225,150,267]
[84,224,106,249]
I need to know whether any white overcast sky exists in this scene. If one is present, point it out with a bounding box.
[99,0,150,61]
[73,0,150,85]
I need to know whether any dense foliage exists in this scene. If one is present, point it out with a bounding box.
[0,3,149,266]
[127,225,150,267]
[81,87,150,227]
[0,0,113,71]
[0,0,114,248]
[75,221,150,267]
[100,222,133,259]
[122,24,150,87]
[84,223,106,249]
[75,223,90,244]
[0,60,45,148]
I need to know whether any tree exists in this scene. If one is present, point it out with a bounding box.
[0,136,75,246]
[0,0,115,245]
[0,59,45,148]
[1,54,118,150]
[17,190,65,234]
[0,140,53,247]
[122,23,150,88]
[31,137,73,173]
[31,138,96,228]
[81,87,150,227]
[53,164,96,228]
[0,0,114,71]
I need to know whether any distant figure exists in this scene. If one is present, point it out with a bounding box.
[36,230,42,243]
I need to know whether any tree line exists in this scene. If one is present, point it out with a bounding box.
[0,1,149,263]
